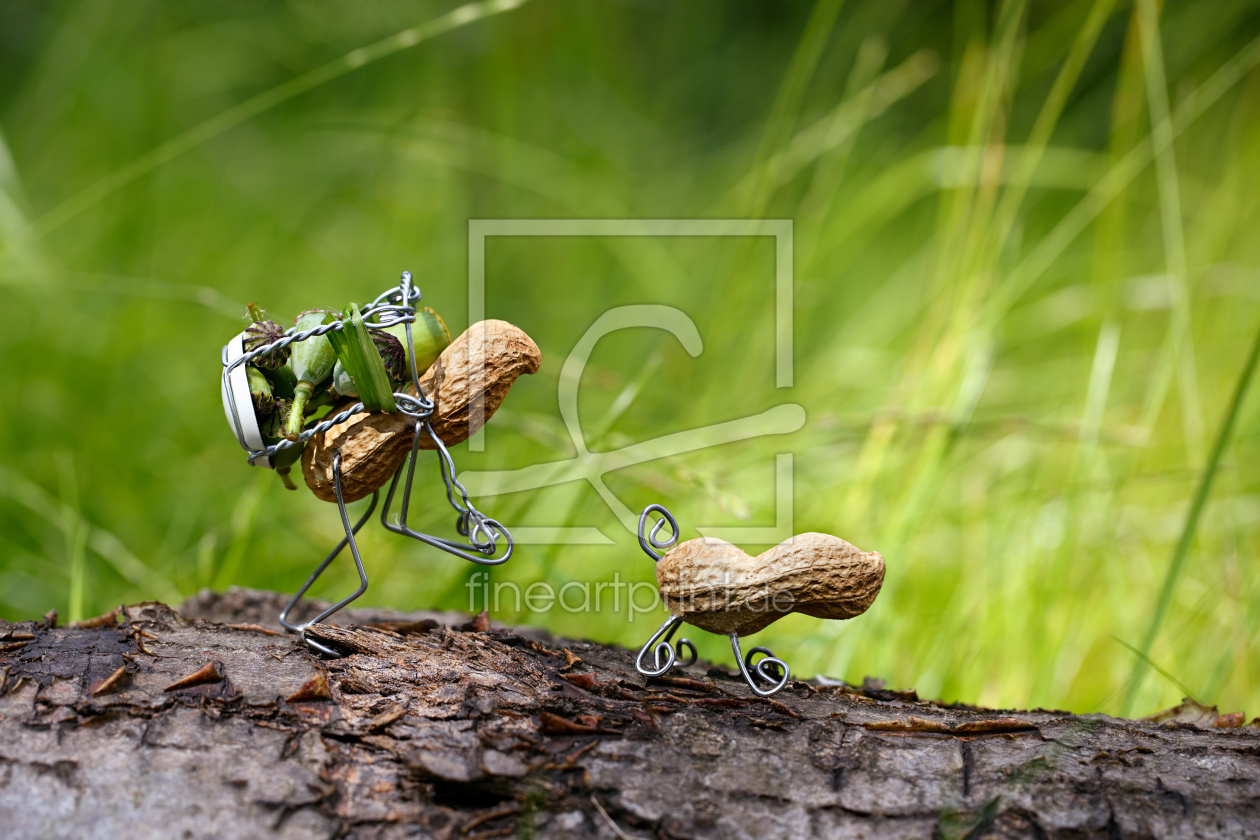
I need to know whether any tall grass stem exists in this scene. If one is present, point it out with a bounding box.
[1120,319,1260,716]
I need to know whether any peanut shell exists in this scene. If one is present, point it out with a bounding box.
[302,320,540,502]
[655,533,884,636]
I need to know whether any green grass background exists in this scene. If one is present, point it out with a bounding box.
[1,0,1259,718]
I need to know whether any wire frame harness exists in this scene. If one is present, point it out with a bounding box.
[220,272,512,656]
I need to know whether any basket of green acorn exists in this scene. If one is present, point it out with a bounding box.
[221,280,539,499]
[221,284,451,490]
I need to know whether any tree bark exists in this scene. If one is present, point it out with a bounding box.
[1,589,1257,839]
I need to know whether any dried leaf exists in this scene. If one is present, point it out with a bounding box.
[365,703,407,732]
[72,606,122,629]
[693,697,749,709]
[223,623,283,636]
[1142,697,1222,728]
[286,672,331,703]
[561,672,598,691]
[1213,712,1246,729]
[645,674,715,694]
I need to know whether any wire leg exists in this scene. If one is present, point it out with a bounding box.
[379,422,512,565]
[729,634,791,697]
[278,454,377,657]
[634,614,697,678]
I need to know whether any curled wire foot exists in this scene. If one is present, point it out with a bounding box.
[652,635,697,672]
[673,637,698,668]
[635,615,697,677]
[632,505,695,677]
[633,502,789,696]
[730,635,791,697]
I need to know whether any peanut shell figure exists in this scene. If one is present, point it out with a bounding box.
[220,272,538,655]
[634,504,885,696]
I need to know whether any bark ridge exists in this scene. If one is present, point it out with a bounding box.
[1,589,1257,839]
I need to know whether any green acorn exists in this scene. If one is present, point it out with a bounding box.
[243,303,290,370]
[383,307,451,380]
[285,310,339,440]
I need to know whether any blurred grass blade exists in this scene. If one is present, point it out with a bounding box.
[1110,634,1194,699]
[1073,320,1121,474]
[1120,318,1260,716]
[989,0,1119,258]
[326,304,396,413]
[212,473,270,591]
[0,270,245,318]
[738,49,939,197]
[58,452,87,623]
[984,33,1260,321]
[741,0,846,214]
[0,462,181,606]
[1136,0,1203,467]
[28,0,532,239]
[0,122,46,271]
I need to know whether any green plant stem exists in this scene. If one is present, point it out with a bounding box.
[287,381,315,440]
[275,469,298,491]
[1120,319,1260,716]
[272,440,304,491]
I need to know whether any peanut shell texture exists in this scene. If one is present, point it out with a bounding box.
[655,533,885,636]
[303,319,540,503]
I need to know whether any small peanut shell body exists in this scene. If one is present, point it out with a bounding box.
[303,320,540,502]
[655,533,885,636]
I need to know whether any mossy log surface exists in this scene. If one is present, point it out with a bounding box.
[1,588,1258,839]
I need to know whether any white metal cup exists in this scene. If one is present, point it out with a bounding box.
[221,332,272,468]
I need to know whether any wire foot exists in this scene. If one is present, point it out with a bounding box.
[635,614,697,678]
[730,634,791,697]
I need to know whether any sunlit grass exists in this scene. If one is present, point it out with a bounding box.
[1,0,1258,718]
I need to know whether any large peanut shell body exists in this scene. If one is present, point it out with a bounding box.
[302,320,540,502]
[655,533,884,636]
